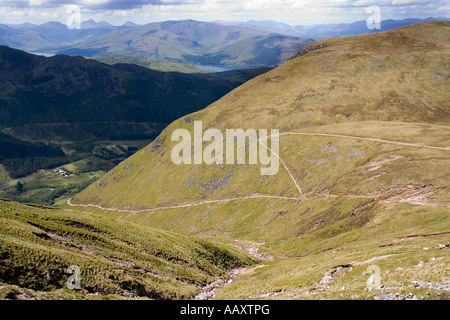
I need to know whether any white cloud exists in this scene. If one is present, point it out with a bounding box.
[0,0,447,25]
[9,9,28,15]
[81,0,109,5]
[28,0,45,6]
[113,8,139,17]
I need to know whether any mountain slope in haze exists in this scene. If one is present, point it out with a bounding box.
[70,21,450,300]
[57,20,313,68]
[0,24,47,53]
[0,21,136,53]
[220,17,449,39]
[0,199,257,299]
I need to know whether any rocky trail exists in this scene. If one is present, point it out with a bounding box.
[194,240,271,300]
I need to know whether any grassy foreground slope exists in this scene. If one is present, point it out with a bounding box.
[0,199,257,299]
[69,22,450,299]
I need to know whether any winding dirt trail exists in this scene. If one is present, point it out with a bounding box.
[259,131,449,197]
[68,195,302,213]
[68,132,449,212]
[285,132,450,151]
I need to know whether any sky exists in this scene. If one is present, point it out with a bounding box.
[0,0,448,26]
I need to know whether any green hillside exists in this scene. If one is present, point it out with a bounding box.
[0,199,257,300]
[69,21,450,300]
[0,46,270,130]
[0,46,270,150]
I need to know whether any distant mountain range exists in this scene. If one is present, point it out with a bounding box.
[217,17,449,39]
[92,55,212,73]
[54,20,313,68]
[1,18,447,68]
[1,20,449,301]
[0,20,139,54]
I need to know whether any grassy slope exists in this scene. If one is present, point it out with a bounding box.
[73,21,450,210]
[0,199,257,300]
[0,165,9,186]
[69,21,450,300]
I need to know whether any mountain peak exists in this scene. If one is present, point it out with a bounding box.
[81,19,112,29]
[39,21,67,29]
[122,21,140,27]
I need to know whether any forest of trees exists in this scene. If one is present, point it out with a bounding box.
[0,132,68,178]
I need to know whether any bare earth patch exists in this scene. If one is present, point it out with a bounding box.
[366,155,403,173]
